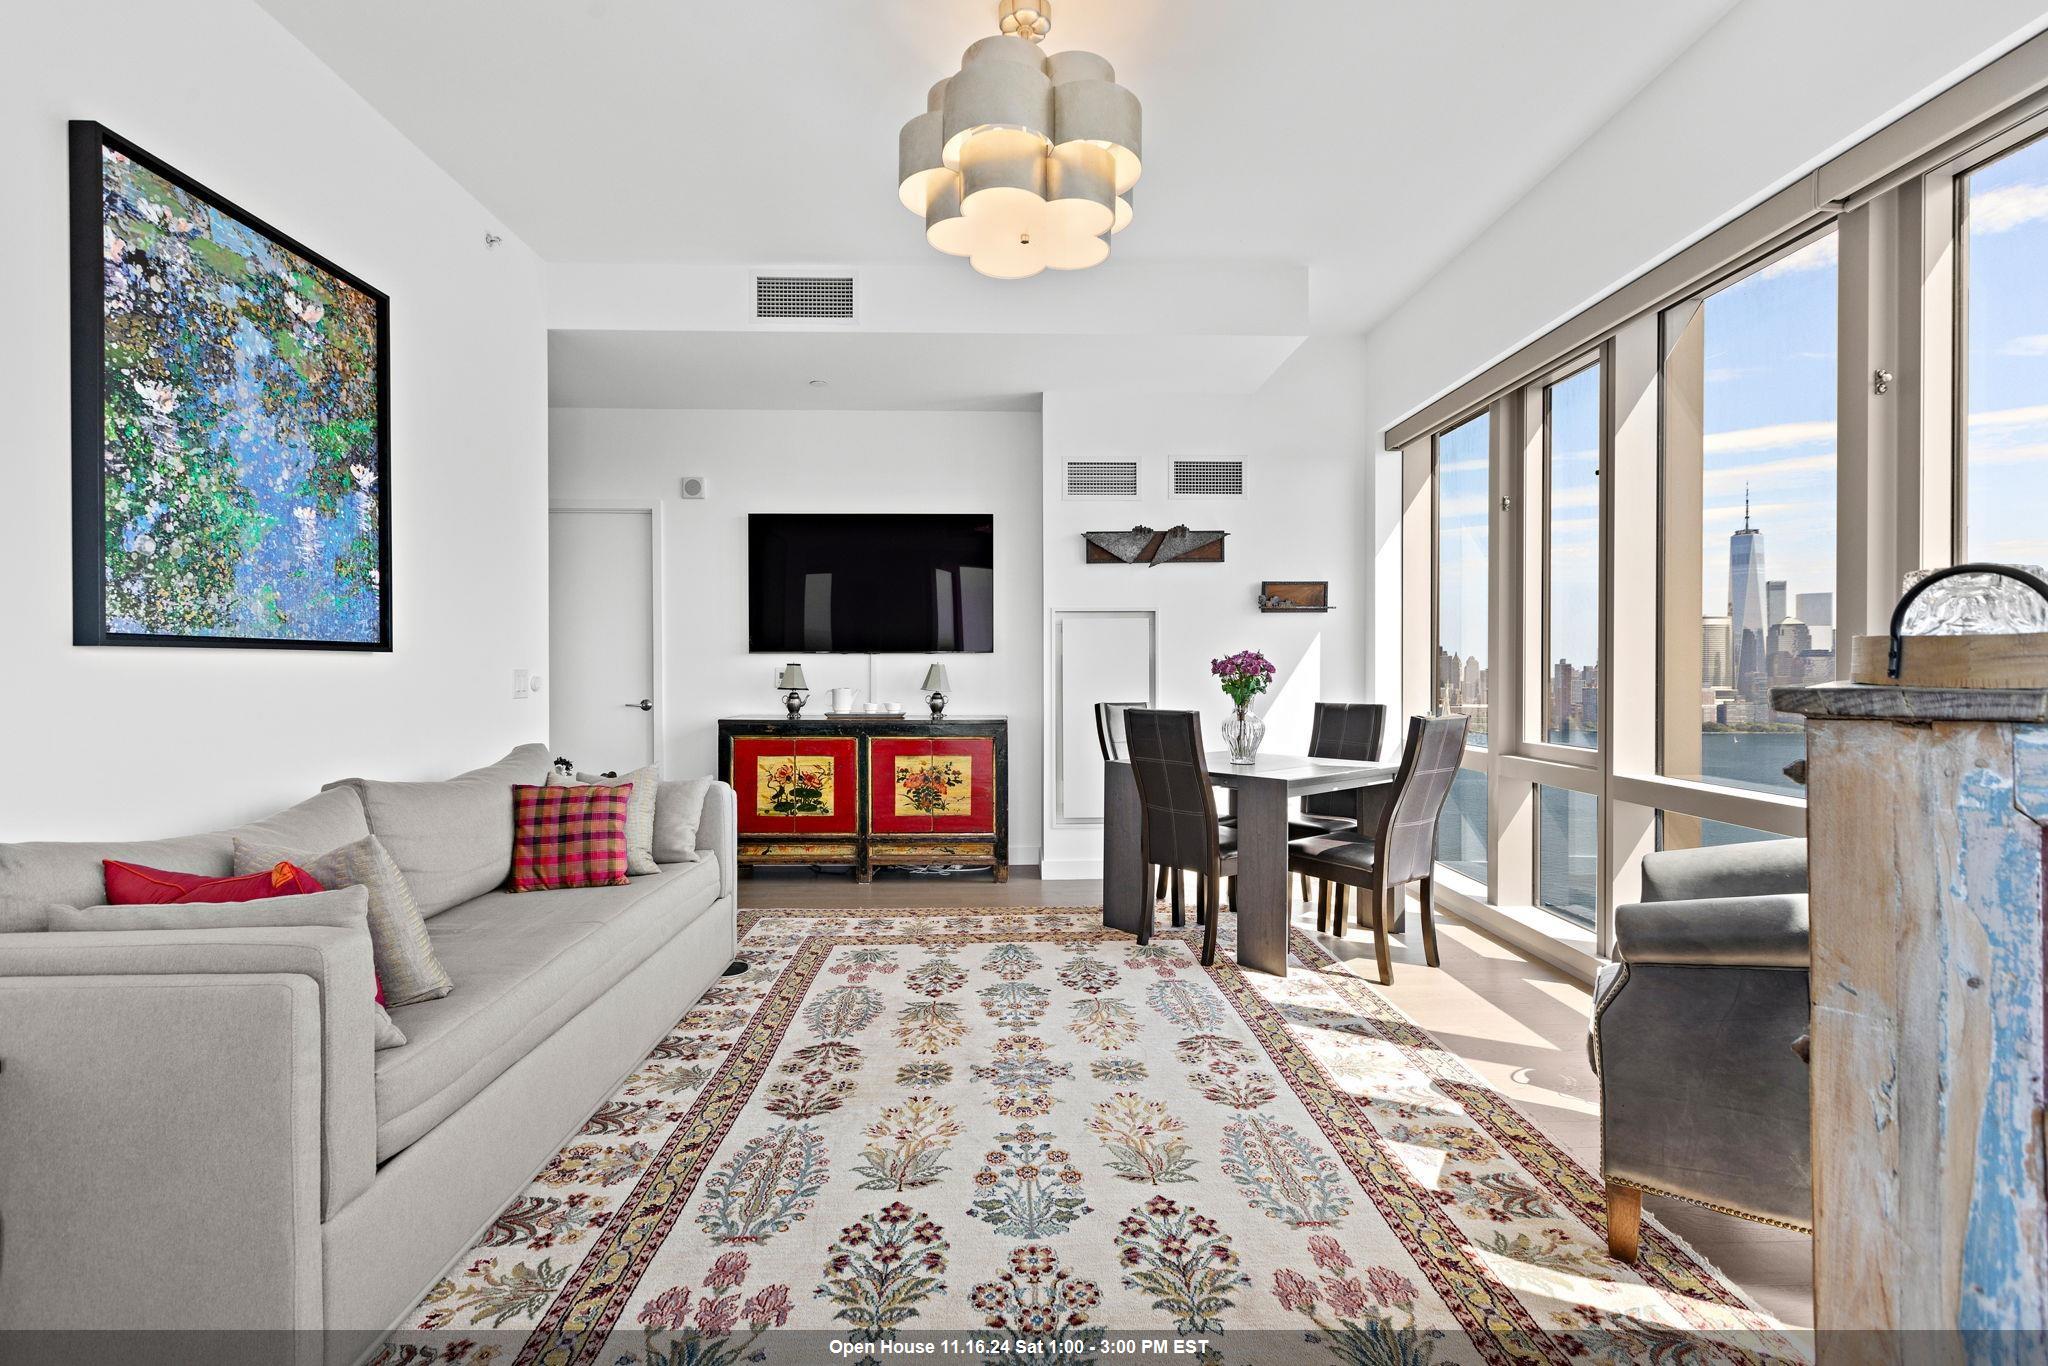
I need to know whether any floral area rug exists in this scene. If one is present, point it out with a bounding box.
[375,908,1807,1366]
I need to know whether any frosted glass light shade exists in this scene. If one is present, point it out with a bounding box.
[897,110,950,214]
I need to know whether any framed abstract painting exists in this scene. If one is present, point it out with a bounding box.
[69,121,391,650]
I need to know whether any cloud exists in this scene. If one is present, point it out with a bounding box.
[1703,419,1836,455]
[1705,366,1753,383]
[1702,500,1822,526]
[1965,441,2048,467]
[1756,234,1838,279]
[1969,181,2048,234]
[2001,334,2048,357]
[1969,404,2048,431]
[1703,451,1836,489]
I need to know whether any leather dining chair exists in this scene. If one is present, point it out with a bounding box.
[1123,708,1236,967]
[1288,713,1467,984]
[1291,702,1389,911]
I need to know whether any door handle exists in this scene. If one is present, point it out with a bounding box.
[626,699,653,711]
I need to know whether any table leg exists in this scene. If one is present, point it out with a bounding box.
[1234,775,1289,976]
[1102,761,1144,936]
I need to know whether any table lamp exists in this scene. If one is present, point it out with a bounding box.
[921,663,951,719]
[776,663,809,717]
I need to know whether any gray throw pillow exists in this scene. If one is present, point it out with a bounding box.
[49,886,407,1049]
[323,743,550,916]
[235,833,453,1006]
[546,765,660,875]
[652,777,712,864]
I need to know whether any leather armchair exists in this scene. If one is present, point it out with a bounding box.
[1589,838,1812,1261]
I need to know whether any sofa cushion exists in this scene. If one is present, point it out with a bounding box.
[652,777,712,864]
[0,786,369,911]
[325,744,550,918]
[374,857,722,1160]
[549,766,661,875]
[236,833,454,1007]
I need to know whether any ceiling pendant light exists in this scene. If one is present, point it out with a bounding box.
[897,1,1141,280]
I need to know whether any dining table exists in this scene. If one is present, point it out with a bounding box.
[1101,750,1399,976]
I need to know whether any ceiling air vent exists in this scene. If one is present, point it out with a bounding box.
[754,274,856,322]
[1170,458,1247,498]
[1064,460,1141,500]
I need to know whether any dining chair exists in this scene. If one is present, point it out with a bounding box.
[1123,708,1237,966]
[1290,701,1389,907]
[1287,712,1468,984]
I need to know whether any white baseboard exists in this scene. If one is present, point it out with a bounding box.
[1040,858,1103,881]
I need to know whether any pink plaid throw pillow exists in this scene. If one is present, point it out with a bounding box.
[510,783,633,892]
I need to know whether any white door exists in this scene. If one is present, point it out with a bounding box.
[549,506,660,775]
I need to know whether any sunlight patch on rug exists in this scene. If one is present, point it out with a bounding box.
[373,907,1808,1365]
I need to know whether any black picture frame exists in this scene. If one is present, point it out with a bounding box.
[69,120,393,650]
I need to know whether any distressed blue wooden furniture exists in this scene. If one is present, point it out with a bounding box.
[1775,680,2048,1345]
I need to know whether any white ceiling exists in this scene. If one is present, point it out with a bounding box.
[257,0,1744,333]
[548,329,1303,410]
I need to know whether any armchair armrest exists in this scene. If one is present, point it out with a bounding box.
[1639,838,1807,902]
[0,923,379,1216]
[1613,893,1809,968]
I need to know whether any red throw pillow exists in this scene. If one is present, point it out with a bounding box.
[511,783,632,892]
[105,859,325,905]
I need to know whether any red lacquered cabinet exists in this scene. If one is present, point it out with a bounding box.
[718,716,1008,881]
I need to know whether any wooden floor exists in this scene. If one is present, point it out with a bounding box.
[740,866,1815,1328]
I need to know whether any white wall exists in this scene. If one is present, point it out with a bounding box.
[1040,336,1376,877]
[548,408,1046,866]
[0,0,551,840]
[1357,0,2048,697]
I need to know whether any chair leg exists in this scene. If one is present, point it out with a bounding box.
[1137,865,1156,946]
[1156,865,1169,900]
[1224,875,1236,914]
[1315,878,1330,934]
[1169,870,1186,929]
[1193,872,1208,926]
[1418,876,1441,967]
[1199,875,1221,967]
[1606,1179,1642,1263]
[1332,884,1349,941]
[1298,872,1311,903]
[1369,884,1392,986]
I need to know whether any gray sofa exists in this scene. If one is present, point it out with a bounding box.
[0,743,737,1359]
[1588,837,1812,1260]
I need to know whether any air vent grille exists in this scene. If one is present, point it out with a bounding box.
[1065,460,1141,499]
[1171,459,1246,498]
[755,275,856,321]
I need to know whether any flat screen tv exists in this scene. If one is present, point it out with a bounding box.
[748,513,995,654]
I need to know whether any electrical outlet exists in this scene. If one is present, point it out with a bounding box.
[513,668,531,699]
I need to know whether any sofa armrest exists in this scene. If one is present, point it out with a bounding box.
[1639,839,1807,902]
[1613,893,1809,968]
[0,925,378,1216]
[697,780,738,901]
[0,970,326,1330]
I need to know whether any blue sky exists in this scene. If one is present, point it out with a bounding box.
[1964,133,2048,567]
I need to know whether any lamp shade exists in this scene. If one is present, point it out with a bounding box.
[921,664,951,693]
[776,663,809,691]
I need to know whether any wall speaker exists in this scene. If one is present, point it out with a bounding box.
[680,476,708,499]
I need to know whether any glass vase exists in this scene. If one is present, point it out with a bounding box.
[1222,704,1265,765]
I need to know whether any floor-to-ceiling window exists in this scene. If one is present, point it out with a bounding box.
[1435,414,1491,885]
[1542,364,1602,750]
[1958,131,2048,566]
[1660,231,1837,813]
[1396,52,2047,966]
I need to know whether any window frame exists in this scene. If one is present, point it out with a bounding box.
[1393,47,2048,975]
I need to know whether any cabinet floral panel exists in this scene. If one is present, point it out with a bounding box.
[868,736,997,836]
[729,735,860,837]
